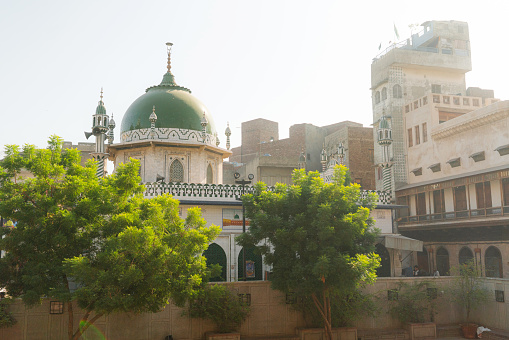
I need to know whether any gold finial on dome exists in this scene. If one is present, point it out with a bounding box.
[166,42,173,73]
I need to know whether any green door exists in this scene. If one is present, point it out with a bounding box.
[203,243,227,282]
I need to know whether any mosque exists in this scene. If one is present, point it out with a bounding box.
[83,43,407,282]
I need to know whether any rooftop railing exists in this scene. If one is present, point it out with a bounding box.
[144,182,392,205]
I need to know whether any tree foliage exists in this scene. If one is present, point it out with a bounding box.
[449,260,490,323]
[389,281,438,324]
[237,166,380,339]
[0,136,220,340]
[186,284,250,333]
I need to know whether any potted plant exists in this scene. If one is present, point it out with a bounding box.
[449,260,489,339]
[186,284,250,340]
[388,281,437,340]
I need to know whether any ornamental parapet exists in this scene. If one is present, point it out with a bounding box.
[121,127,217,146]
[143,182,392,205]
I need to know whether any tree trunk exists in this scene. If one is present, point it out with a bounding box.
[67,301,74,340]
[311,292,333,340]
[71,311,103,340]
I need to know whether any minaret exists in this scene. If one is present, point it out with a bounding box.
[149,106,157,139]
[200,112,208,142]
[298,148,306,170]
[337,142,345,165]
[225,122,231,150]
[320,144,327,172]
[107,113,115,144]
[85,88,110,178]
[377,113,393,193]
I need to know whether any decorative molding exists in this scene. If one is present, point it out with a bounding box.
[431,102,509,140]
[446,157,461,168]
[121,127,218,146]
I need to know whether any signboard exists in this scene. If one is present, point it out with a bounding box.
[246,260,255,278]
[222,208,250,227]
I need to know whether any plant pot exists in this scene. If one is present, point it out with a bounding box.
[461,323,478,339]
[205,332,240,340]
[406,322,436,340]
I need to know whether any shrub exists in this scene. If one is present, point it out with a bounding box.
[389,281,437,324]
[186,284,250,333]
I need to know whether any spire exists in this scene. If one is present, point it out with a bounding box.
[166,42,173,73]
[201,112,208,142]
[159,42,177,86]
[225,122,231,150]
[107,113,115,144]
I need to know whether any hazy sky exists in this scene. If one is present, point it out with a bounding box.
[1,0,508,158]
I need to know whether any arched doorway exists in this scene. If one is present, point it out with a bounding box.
[203,243,227,282]
[485,246,503,278]
[436,247,450,276]
[375,243,391,277]
[417,247,430,275]
[238,247,262,281]
[459,247,474,265]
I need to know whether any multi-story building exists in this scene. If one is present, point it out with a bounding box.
[228,119,376,189]
[372,20,508,278]
[372,20,472,194]
[396,96,509,278]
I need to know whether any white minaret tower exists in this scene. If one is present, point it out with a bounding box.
[377,113,393,193]
[85,89,110,178]
[225,122,231,150]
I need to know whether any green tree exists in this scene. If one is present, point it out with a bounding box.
[237,166,380,340]
[0,136,220,340]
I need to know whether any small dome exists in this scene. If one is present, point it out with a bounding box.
[96,100,106,115]
[379,115,391,130]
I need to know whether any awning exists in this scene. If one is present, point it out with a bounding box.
[380,234,423,252]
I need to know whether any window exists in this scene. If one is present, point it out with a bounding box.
[473,98,479,106]
[422,123,428,142]
[169,159,184,183]
[415,126,420,145]
[433,189,445,214]
[206,164,213,184]
[476,181,492,209]
[454,186,467,212]
[436,247,450,276]
[443,96,450,104]
[375,91,380,104]
[416,193,426,216]
[485,246,503,278]
[459,247,473,265]
[381,87,387,101]
[503,178,509,206]
[393,84,402,98]
[407,128,413,147]
[463,98,470,105]
[432,84,441,94]
[453,97,460,105]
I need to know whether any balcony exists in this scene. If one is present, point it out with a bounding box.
[399,205,509,226]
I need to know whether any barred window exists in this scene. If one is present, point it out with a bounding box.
[169,160,184,183]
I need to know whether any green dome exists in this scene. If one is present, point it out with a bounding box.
[120,73,216,135]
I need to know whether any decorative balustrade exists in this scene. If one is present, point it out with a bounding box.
[143,182,392,205]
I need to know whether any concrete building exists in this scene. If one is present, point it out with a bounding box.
[372,20,509,278]
[372,20,472,195]
[228,119,376,189]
